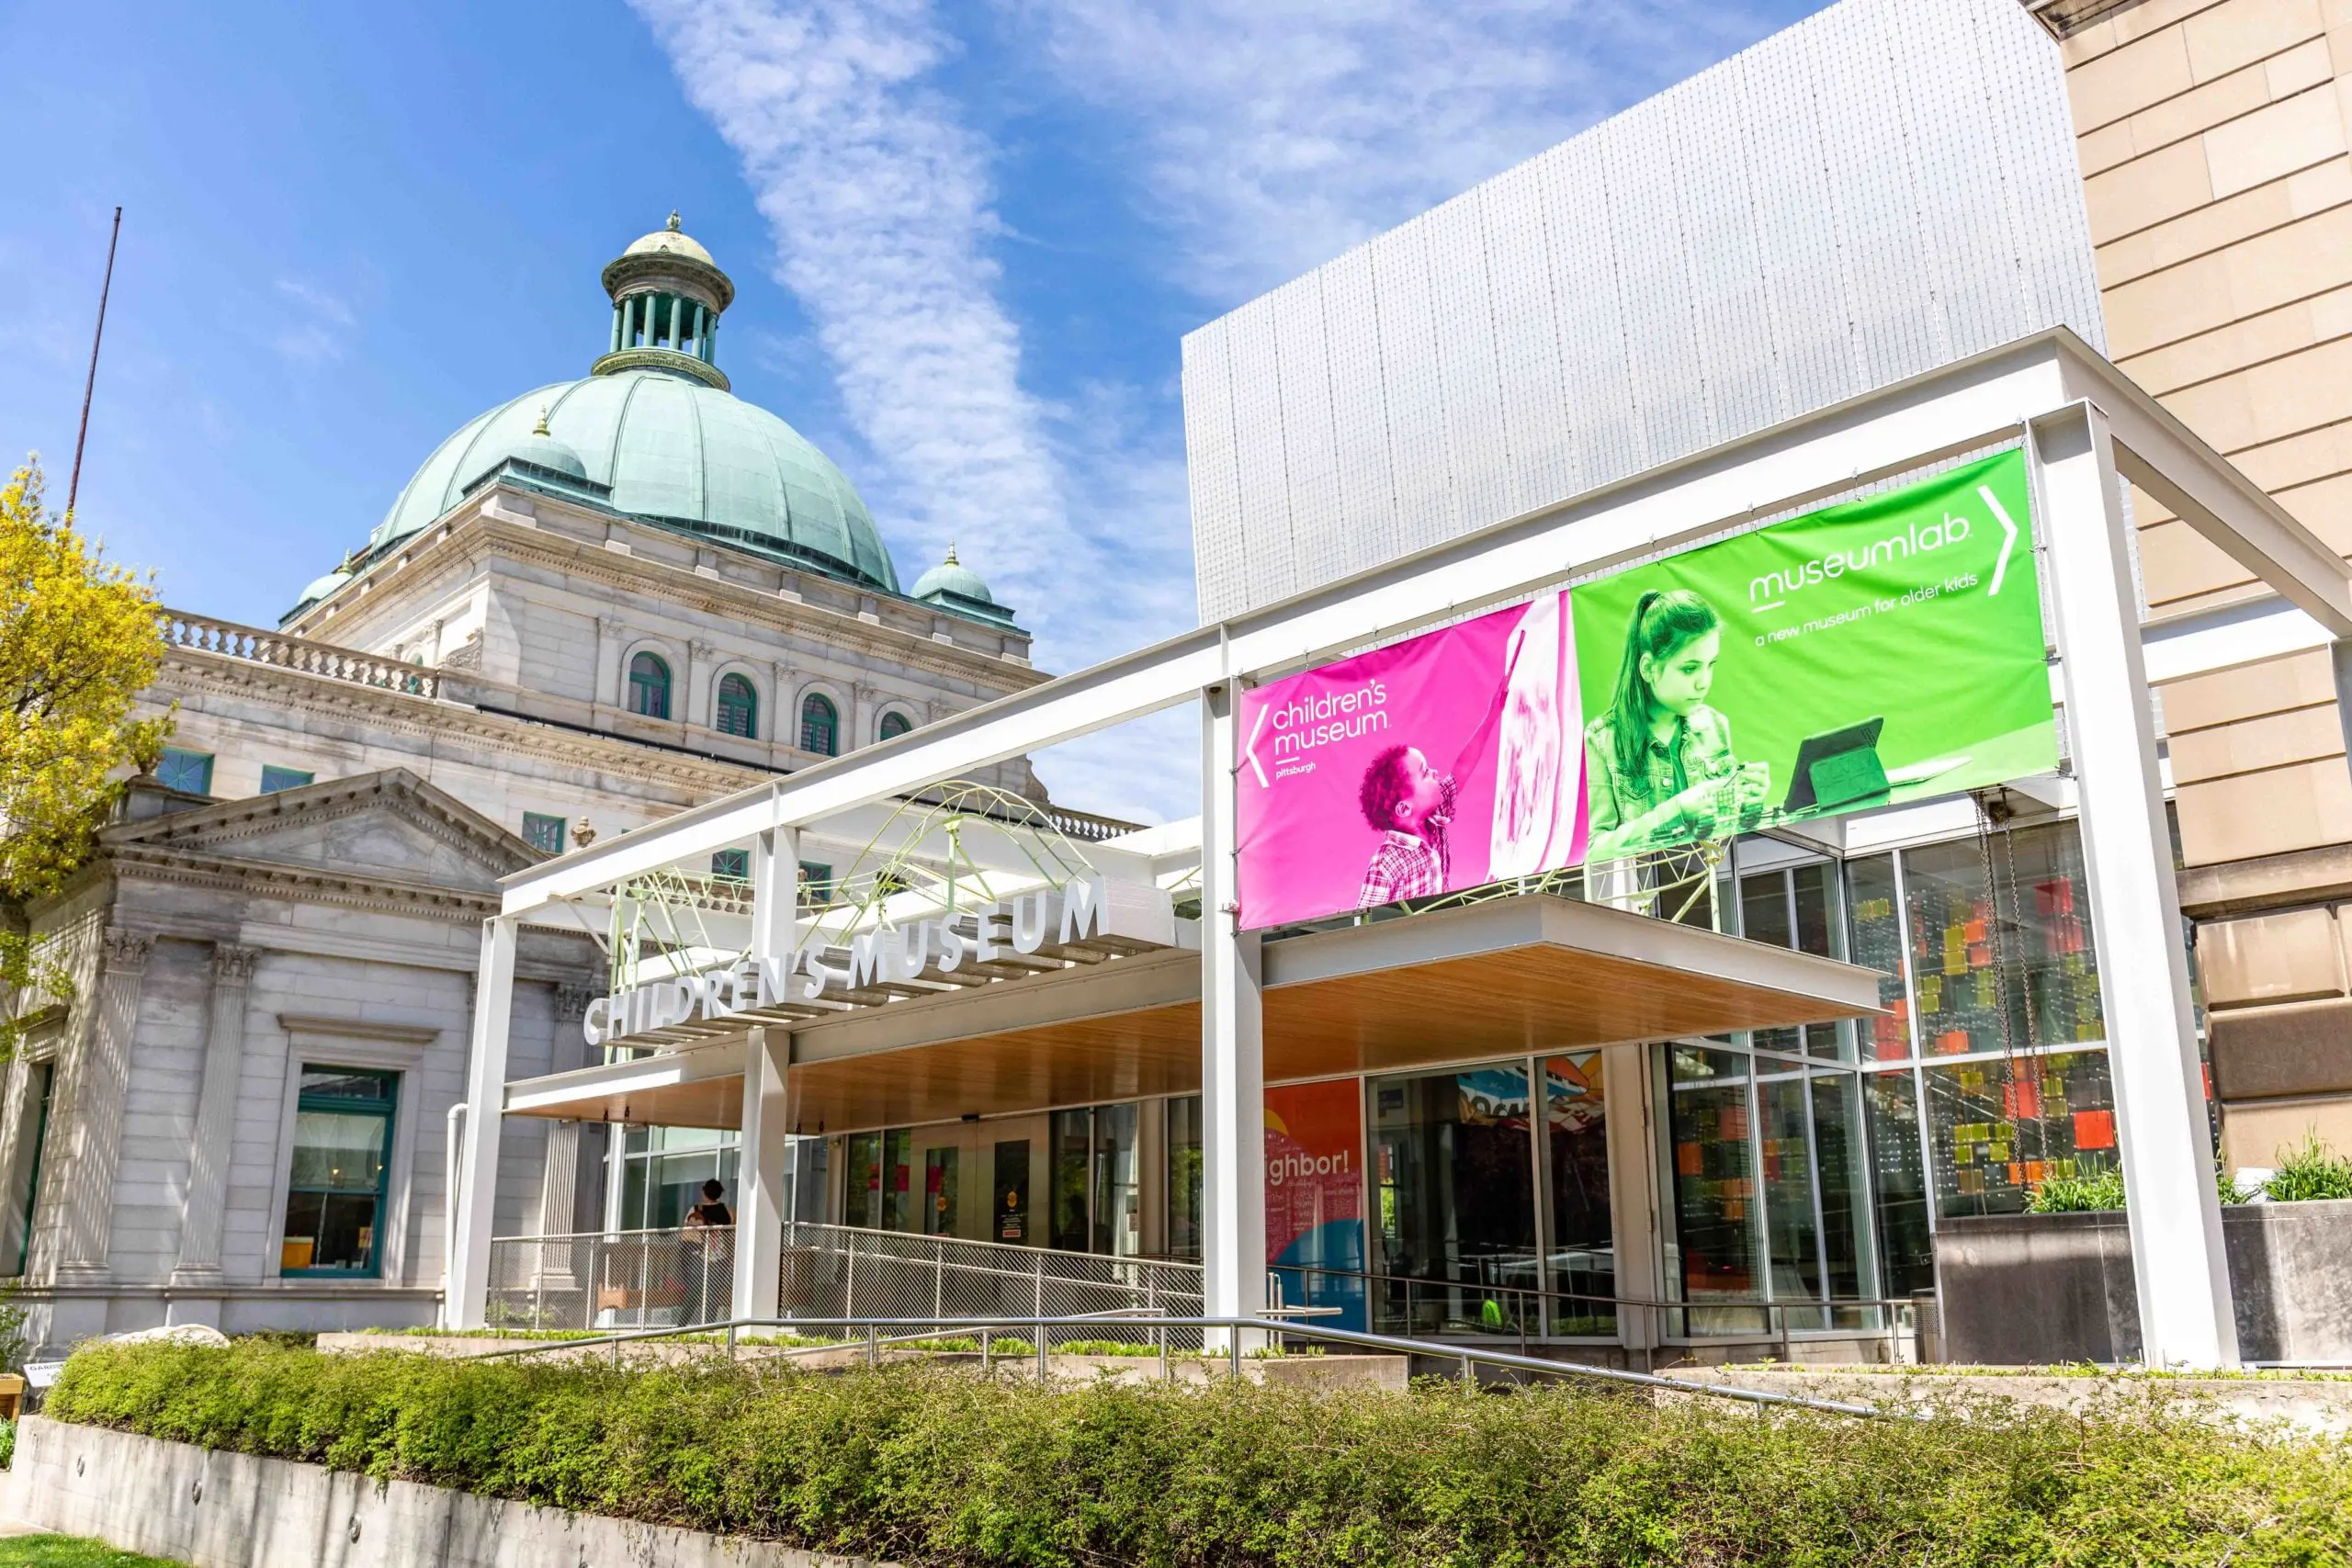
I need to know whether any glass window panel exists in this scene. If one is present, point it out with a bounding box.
[1862,1068,1935,1298]
[259,765,312,794]
[1050,1110,1091,1251]
[1739,870,1804,1057]
[710,849,750,882]
[844,1133,882,1230]
[1740,872,1793,948]
[1810,1069,1875,1312]
[1370,1062,1537,1336]
[1903,837,2011,1058]
[1758,1064,1823,1320]
[879,1129,913,1232]
[1091,1102,1141,1257]
[1166,1096,1202,1262]
[799,694,839,756]
[878,711,911,741]
[1542,1055,1614,1335]
[287,1111,388,1191]
[522,813,566,855]
[1990,822,2105,1048]
[716,674,758,739]
[1846,854,1912,1061]
[1664,1046,1764,1332]
[621,1150,650,1231]
[922,1147,959,1236]
[1905,823,2106,1059]
[300,1068,393,1101]
[628,654,671,719]
[157,748,212,795]
[1925,1049,2117,1220]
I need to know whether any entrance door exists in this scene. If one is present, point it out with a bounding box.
[987,1113,1046,1247]
[913,1124,982,1241]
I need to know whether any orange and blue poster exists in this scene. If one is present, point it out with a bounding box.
[1266,1079,1366,1330]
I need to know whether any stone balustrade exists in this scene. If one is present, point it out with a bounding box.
[165,611,440,699]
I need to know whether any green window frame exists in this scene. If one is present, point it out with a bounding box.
[4,1063,54,1278]
[279,1066,398,1279]
[797,860,833,907]
[522,813,566,854]
[877,710,911,741]
[628,653,672,719]
[157,748,213,795]
[259,765,314,794]
[711,848,750,882]
[798,694,838,756]
[715,673,758,738]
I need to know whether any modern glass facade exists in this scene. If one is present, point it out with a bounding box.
[806,815,2143,1343]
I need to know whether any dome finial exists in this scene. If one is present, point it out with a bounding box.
[666,210,682,232]
[944,539,959,566]
[532,406,553,437]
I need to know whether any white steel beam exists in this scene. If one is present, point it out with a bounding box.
[447,917,517,1329]
[2032,403,2238,1368]
[495,329,2344,921]
[1198,682,1267,1345]
[2062,353,2352,637]
[732,1026,792,1321]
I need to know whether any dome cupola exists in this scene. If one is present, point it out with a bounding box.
[911,542,1015,627]
[592,211,735,391]
[288,215,930,626]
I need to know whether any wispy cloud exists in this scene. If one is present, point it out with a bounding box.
[1012,0,1796,302]
[271,277,356,366]
[628,0,1202,818]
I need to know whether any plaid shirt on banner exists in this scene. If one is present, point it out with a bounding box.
[1356,776,1459,908]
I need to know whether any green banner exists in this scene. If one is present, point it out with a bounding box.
[1568,449,2054,858]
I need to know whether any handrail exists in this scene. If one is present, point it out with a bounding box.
[1279,1261,1918,1316]
[449,1312,1898,1419]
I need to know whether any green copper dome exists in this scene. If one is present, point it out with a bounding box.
[362,217,899,595]
[370,371,899,592]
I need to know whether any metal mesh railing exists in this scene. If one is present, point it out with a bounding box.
[781,1222,1204,1349]
[487,1226,738,1332]
[486,1223,1205,1347]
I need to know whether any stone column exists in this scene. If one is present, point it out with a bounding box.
[52,928,153,1284]
[170,945,261,1285]
[534,985,596,1283]
[686,638,715,733]
[853,682,882,750]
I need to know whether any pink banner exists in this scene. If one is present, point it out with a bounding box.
[1237,592,1589,930]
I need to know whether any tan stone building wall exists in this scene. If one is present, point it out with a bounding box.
[2041,0,2352,1163]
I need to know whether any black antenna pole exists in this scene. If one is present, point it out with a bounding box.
[66,206,123,521]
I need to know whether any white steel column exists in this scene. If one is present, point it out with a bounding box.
[2032,403,2237,1368]
[1199,683,1267,1344]
[732,830,801,1320]
[448,917,518,1329]
[733,1026,792,1320]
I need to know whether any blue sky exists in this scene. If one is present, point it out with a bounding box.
[1,0,1820,820]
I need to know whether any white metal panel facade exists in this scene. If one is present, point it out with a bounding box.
[1183,0,2103,621]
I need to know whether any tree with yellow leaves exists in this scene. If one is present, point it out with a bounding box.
[1,457,170,1052]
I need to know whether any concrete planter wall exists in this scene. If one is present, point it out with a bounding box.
[1933,1199,2352,1364]
[0,1416,892,1568]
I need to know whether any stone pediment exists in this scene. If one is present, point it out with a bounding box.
[103,768,537,895]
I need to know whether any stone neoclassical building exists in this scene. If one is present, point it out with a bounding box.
[0,217,1092,1352]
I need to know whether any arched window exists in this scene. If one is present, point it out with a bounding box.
[798,693,839,757]
[877,710,912,742]
[627,652,671,720]
[716,673,758,738]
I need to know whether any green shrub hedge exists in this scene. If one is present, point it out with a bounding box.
[47,1339,2352,1567]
